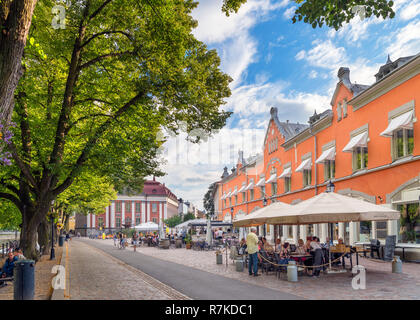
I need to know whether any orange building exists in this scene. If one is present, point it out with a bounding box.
[213,53,420,248]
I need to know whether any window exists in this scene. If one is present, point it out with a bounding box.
[229,198,231,207]
[235,195,238,205]
[393,128,414,159]
[260,186,265,198]
[271,182,277,196]
[152,217,157,223]
[116,218,121,228]
[125,201,131,213]
[135,202,141,213]
[224,199,226,207]
[353,147,368,171]
[284,177,291,193]
[337,103,342,121]
[98,217,104,227]
[136,217,140,225]
[242,192,246,203]
[303,169,311,187]
[115,201,121,213]
[152,203,158,213]
[125,217,131,227]
[342,100,348,118]
[250,189,254,201]
[324,160,335,180]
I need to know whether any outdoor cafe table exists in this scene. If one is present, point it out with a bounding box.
[329,246,365,269]
[290,254,312,266]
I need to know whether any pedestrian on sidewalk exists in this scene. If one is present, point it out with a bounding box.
[132,232,139,252]
[113,233,118,247]
[246,227,259,277]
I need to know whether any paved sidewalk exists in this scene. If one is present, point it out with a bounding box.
[93,239,420,300]
[66,240,188,300]
[80,238,302,300]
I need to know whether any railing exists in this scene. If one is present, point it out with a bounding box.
[1,240,20,258]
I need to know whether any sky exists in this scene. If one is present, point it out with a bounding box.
[153,0,420,210]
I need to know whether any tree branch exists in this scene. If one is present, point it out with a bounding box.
[52,91,146,197]
[78,51,134,70]
[7,142,38,192]
[80,30,133,49]
[88,0,113,21]
[0,192,23,211]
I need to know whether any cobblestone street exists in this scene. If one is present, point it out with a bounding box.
[95,239,420,300]
[66,240,189,300]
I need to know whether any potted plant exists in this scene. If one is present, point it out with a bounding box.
[185,234,192,249]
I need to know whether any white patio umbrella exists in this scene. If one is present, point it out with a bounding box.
[134,221,159,232]
[261,192,400,225]
[159,221,166,239]
[232,201,293,228]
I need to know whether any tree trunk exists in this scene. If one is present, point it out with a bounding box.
[37,216,51,255]
[20,215,39,261]
[0,0,37,122]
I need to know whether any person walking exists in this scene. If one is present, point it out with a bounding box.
[113,233,118,247]
[132,232,139,252]
[246,227,259,277]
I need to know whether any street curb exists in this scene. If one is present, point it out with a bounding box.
[50,244,65,300]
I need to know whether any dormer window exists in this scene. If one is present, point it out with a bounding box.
[337,103,342,121]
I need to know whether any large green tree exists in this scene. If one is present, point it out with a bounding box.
[203,182,215,218]
[0,0,37,123]
[222,0,395,30]
[0,0,232,259]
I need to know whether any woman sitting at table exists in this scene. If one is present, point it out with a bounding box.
[295,239,307,255]
[239,238,247,255]
[278,242,292,268]
[275,238,282,252]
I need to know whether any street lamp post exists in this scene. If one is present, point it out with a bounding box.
[50,201,55,260]
[262,197,267,237]
[326,180,335,241]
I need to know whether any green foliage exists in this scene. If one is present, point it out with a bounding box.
[183,212,195,222]
[184,233,192,244]
[164,215,182,228]
[0,0,232,219]
[56,170,117,216]
[0,200,21,230]
[399,204,419,241]
[203,183,215,218]
[222,0,395,30]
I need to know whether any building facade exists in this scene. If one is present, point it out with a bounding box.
[75,179,179,236]
[213,53,420,246]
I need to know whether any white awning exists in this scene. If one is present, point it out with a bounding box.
[221,193,226,200]
[278,167,292,179]
[342,131,368,152]
[226,192,232,198]
[232,188,238,196]
[315,147,336,163]
[245,181,254,191]
[256,177,265,187]
[380,110,414,137]
[238,185,246,193]
[295,158,312,172]
[265,174,277,184]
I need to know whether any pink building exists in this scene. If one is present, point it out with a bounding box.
[75,179,179,235]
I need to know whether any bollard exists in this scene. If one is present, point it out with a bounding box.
[392,256,402,274]
[235,259,244,272]
[287,260,298,282]
[216,253,223,264]
[14,260,35,300]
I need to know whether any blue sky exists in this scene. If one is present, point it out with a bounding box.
[155,0,420,210]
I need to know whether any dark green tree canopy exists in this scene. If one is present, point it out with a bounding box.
[203,182,215,218]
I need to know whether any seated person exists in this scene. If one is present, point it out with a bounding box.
[239,238,247,255]
[277,243,292,270]
[262,238,274,253]
[295,239,307,255]
[275,238,282,252]
[0,252,18,286]
[14,248,26,260]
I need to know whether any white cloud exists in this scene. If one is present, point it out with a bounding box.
[399,0,420,20]
[295,50,305,60]
[283,6,296,19]
[309,70,318,79]
[387,19,420,58]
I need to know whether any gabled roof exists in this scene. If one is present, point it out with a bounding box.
[263,107,308,146]
[375,55,416,82]
[330,67,369,106]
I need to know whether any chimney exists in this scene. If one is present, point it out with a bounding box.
[337,67,351,84]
